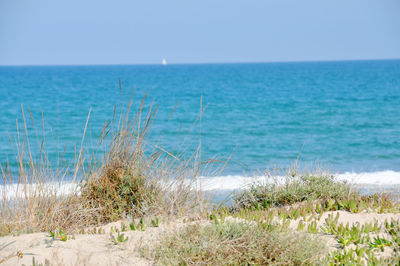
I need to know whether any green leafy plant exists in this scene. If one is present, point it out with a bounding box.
[151,217,160,227]
[307,220,318,234]
[323,249,360,264]
[297,220,306,232]
[121,224,127,232]
[48,228,70,242]
[137,218,147,231]
[321,213,340,234]
[369,236,392,251]
[110,226,117,234]
[110,232,129,244]
[129,222,136,231]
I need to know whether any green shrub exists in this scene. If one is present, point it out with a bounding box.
[81,156,160,222]
[233,174,352,210]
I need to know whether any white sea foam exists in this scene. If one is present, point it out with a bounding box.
[0,181,78,201]
[336,170,400,185]
[197,175,261,191]
[198,170,400,191]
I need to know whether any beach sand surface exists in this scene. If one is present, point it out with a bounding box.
[1,211,400,265]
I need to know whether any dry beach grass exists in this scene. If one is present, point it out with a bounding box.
[0,88,208,234]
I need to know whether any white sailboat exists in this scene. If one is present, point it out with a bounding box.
[162,58,167,66]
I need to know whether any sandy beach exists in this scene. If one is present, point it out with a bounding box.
[1,208,400,265]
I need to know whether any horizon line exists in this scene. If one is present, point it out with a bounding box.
[0,57,399,67]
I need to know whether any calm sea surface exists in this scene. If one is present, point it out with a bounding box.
[1,60,400,182]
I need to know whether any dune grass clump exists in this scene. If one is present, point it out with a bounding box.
[233,173,353,210]
[79,91,207,223]
[0,86,208,236]
[149,221,325,265]
[80,158,159,222]
[80,123,160,222]
[79,91,162,223]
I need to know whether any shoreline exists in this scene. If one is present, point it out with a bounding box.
[2,170,400,197]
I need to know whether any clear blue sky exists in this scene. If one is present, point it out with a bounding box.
[0,0,399,65]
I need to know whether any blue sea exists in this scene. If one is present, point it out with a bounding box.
[1,60,400,188]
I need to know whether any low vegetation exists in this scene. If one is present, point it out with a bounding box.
[1,86,400,265]
[142,171,400,265]
[233,173,352,209]
[149,221,325,265]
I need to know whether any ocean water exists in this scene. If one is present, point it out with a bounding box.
[1,60,400,188]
